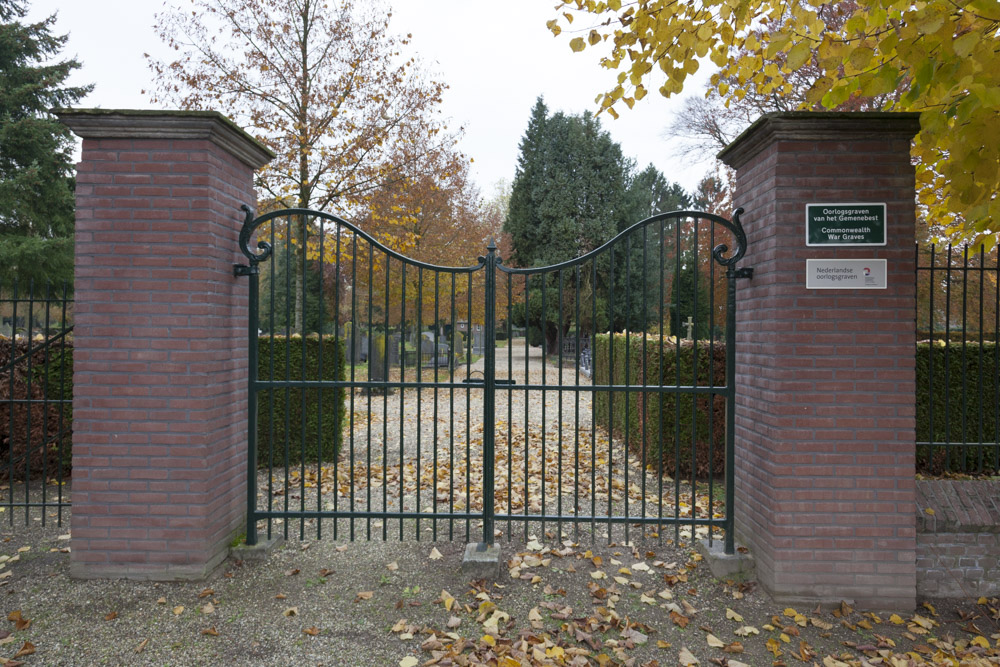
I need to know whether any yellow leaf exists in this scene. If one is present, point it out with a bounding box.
[889,613,905,625]
[785,41,811,70]
[481,634,496,647]
[971,635,991,648]
[399,658,419,667]
[924,508,935,515]
[706,633,725,648]
[569,37,585,52]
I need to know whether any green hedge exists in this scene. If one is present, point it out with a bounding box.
[256,335,346,466]
[916,341,1000,473]
[593,333,726,478]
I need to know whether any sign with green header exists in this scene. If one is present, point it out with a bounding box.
[806,203,886,246]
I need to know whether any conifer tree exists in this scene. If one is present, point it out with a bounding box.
[0,0,90,286]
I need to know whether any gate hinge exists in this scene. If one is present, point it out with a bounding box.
[735,267,754,280]
[233,264,258,277]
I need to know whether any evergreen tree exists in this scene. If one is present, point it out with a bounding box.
[505,98,633,352]
[0,0,90,286]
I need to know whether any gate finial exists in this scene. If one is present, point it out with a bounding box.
[487,237,497,252]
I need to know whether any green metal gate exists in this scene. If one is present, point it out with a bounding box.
[235,207,747,553]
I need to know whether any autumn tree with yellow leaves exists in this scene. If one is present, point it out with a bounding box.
[550,0,1000,242]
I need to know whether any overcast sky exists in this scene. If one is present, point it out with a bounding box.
[27,0,715,198]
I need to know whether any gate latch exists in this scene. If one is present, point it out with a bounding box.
[233,264,258,277]
[735,267,754,280]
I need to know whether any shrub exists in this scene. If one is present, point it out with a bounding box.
[0,338,73,480]
[256,335,346,467]
[593,333,726,479]
[916,341,1000,473]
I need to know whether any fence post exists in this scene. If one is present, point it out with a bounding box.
[58,109,273,580]
[481,239,497,546]
[719,112,920,609]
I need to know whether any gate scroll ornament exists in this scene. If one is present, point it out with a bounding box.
[235,206,748,554]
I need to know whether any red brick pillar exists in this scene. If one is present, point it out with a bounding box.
[719,112,921,609]
[57,109,273,580]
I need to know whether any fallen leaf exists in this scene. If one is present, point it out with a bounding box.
[355,591,373,602]
[104,611,118,621]
[172,606,184,616]
[889,613,904,625]
[201,603,215,615]
[428,547,442,560]
[198,588,214,598]
[134,638,148,653]
[201,627,218,636]
[283,607,298,617]
[386,562,399,571]
[446,616,461,629]
[275,593,287,600]
[285,568,300,577]
[12,641,34,658]
[706,633,724,648]
[303,626,320,636]
[725,608,743,622]
[399,657,419,667]
[678,646,700,665]
[156,597,167,605]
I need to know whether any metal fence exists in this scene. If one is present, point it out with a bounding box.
[916,243,1000,474]
[0,282,73,526]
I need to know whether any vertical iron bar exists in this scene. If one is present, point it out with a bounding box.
[416,267,423,540]
[25,282,33,523]
[540,271,547,537]
[300,216,309,540]
[317,218,326,540]
[590,260,597,541]
[690,219,699,541]
[56,282,69,525]
[977,244,985,472]
[450,273,456,540]
[945,245,952,471]
[399,263,407,540]
[465,272,472,541]
[524,275,530,541]
[557,269,565,538]
[624,238,631,544]
[641,226,648,537]
[707,221,717,545]
[961,247,968,472]
[383,256,391,540]
[433,271,440,540]
[349,233,358,540]
[724,258,737,555]
[574,264,581,540]
[367,244,374,539]
[927,244,935,471]
[482,241,497,546]
[246,263,261,545]
[507,271,514,540]
[332,222,341,540]
[658,219,666,540]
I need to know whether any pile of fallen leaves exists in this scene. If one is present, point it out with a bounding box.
[384,537,1000,667]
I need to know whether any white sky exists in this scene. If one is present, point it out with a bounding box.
[28,0,715,198]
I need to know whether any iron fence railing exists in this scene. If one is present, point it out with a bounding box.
[916,243,1000,475]
[0,282,73,525]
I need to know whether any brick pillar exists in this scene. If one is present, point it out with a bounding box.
[57,109,273,580]
[719,112,921,609]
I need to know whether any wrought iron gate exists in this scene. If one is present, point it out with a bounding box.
[236,207,747,553]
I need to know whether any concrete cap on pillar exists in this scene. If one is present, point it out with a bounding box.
[55,108,275,170]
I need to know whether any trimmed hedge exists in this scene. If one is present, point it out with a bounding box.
[0,338,73,479]
[916,341,1000,473]
[593,333,726,478]
[256,335,346,466]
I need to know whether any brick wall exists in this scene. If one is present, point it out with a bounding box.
[916,480,1000,598]
[59,110,272,579]
[720,113,921,609]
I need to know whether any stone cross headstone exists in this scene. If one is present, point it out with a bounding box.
[684,316,695,341]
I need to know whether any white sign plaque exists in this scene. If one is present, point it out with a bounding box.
[806,259,887,289]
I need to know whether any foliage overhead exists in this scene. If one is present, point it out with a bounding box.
[550,0,1000,241]
[0,0,91,286]
[148,0,450,214]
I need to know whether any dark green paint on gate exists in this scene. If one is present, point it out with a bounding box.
[236,207,748,554]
